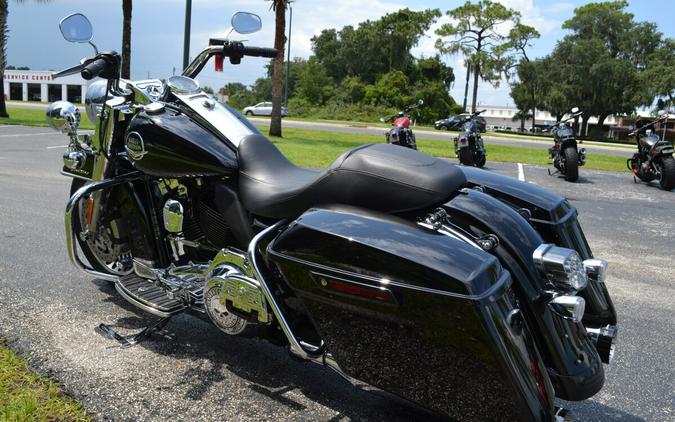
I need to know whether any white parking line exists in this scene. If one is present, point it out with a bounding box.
[518,163,525,182]
[46,145,68,149]
[0,132,55,138]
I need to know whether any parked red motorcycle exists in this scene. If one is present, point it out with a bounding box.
[380,99,423,149]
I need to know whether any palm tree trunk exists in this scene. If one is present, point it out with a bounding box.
[471,62,480,113]
[0,0,9,118]
[269,0,287,138]
[121,0,132,79]
[462,64,470,112]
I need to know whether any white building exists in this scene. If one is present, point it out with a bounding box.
[477,105,619,129]
[3,69,89,104]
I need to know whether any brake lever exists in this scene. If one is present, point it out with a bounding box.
[52,62,86,79]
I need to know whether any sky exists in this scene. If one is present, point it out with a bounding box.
[6,0,675,107]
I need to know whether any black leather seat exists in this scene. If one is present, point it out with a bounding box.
[237,134,467,218]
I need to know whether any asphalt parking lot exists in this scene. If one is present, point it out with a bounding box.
[0,125,673,421]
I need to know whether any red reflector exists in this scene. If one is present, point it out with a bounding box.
[85,197,95,225]
[530,359,551,408]
[214,53,224,72]
[579,140,583,144]
[323,278,395,304]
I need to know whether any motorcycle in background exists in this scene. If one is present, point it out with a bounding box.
[548,107,586,182]
[379,99,423,150]
[454,109,487,167]
[48,11,618,421]
[627,112,674,191]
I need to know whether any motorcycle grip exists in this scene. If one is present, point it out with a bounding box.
[242,46,278,58]
[81,58,109,80]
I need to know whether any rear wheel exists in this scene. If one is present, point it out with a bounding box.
[459,148,474,166]
[659,155,675,191]
[564,147,579,182]
[245,110,253,116]
[70,179,133,276]
[439,125,449,131]
[475,153,486,168]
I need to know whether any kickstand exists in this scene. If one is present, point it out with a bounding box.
[633,176,640,184]
[96,316,172,348]
[547,168,559,176]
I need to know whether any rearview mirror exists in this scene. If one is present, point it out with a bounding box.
[231,12,262,34]
[571,107,580,114]
[657,110,666,116]
[59,13,93,43]
[418,99,424,106]
[379,117,385,123]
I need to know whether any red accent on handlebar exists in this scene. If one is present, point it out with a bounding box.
[214,53,223,72]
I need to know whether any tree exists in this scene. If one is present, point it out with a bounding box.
[311,9,440,85]
[121,0,132,79]
[554,1,662,136]
[643,38,675,106]
[435,0,522,112]
[267,0,288,137]
[0,0,8,117]
[295,58,334,105]
[1,0,51,118]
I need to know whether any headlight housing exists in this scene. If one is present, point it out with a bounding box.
[533,244,588,291]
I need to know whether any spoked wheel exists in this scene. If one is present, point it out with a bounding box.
[70,179,133,277]
[659,156,675,191]
[563,147,579,182]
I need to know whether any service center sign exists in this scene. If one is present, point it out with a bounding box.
[3,71,54,81]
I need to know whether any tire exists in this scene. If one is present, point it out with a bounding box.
[459,148,474,166]
[564,147,579,182]
[245,111,253,116]
[70,179,133,276]
[659,155,675,191]
[439,125,449,131]
[475,153,486,168]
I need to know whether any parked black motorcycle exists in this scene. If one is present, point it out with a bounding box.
[627,113,675,191]
[454,109,487,167]
[548,108,586,182]
[379,100,423,149]
[50,12,618,421]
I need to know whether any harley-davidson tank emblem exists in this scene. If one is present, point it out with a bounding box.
[125,131,147,160]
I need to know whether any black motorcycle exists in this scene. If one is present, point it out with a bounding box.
[627,113,675,191]
[379,99,423,150]
[548,108,586,182]
[49,12,618,421]
[454,109,487,167]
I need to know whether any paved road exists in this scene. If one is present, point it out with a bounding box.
[0,125,673,421]
[7,101,633,157]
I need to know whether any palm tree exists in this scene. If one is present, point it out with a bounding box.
[267,0,288,137]
[1,0,11,117]
[121,0,132,79]
[0,0,51,118]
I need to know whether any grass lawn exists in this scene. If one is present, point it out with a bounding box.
[267,127,628,172]
[0,339,89,421]
[2,107,627,172]
[1,107,96,130]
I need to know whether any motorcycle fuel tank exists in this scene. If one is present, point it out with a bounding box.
[124,106,238,178]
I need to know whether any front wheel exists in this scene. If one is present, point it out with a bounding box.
[659,155,675,190]
[475,153,486,168]
[459,148,474,166]
[245,111,253,116]
[70,179,133,276]
[564,147,579,182]
[439,125,449,131]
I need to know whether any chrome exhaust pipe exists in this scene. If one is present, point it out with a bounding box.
[586,324,617,364]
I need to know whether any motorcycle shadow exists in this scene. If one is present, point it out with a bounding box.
[92,279,450,422]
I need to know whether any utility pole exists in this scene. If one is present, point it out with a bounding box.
[284,2,293,107]
[183,0,192,71]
